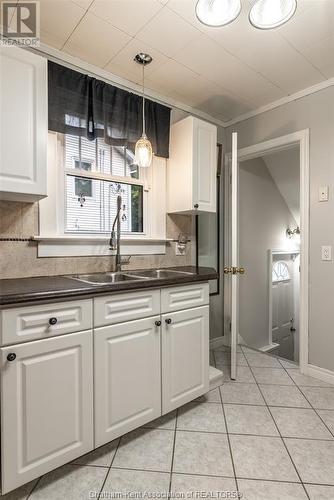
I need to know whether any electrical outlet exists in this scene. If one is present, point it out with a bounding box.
[319,186,329,202]
[322,246,332,261]
[175,242,186,256]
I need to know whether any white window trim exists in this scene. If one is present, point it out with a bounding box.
[37,132,168,257]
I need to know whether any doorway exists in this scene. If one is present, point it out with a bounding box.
[238,146,301,364]
[224,130,309,377]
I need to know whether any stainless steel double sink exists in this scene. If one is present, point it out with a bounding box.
[70,269,194,286]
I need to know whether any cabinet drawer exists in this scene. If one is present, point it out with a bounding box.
[161,283,209,313]
[0,299,92,346]
[94,290,160,327]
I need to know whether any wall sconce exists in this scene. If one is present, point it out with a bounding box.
[286,226,300,238]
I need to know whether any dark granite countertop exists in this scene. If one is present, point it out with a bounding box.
[0,267,218,307]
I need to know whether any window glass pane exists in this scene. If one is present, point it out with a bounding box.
[125,147,139,179]
[97,138,111,175]
[64,134,138,179]
[111,146,126,176]
[80,136,96,170]
[272,261,290,282]
[65,134,79,169]
[75,177,92,197]
[66,176,143,233]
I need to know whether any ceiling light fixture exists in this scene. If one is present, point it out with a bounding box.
[249,0,297,30]
[196,0,241,27]
[286,226,300,238]
[134,53,153,168]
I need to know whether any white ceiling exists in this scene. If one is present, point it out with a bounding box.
[13,0,334,121]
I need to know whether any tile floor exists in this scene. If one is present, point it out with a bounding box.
[4,346,334,500]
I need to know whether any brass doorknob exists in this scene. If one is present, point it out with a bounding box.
[224,266,245,275]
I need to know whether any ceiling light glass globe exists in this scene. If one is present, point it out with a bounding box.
[249,0,297,29]
[196,0,241,27]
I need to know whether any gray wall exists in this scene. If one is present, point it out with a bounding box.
[226,85,334,371]
[239,157,298,349]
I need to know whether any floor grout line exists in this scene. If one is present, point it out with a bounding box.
[276,362,334,442]
[242,350,311,500]
[168,408,178,494]
[97,438,121,499]
[26,476,42,499]
[217,368,240,495]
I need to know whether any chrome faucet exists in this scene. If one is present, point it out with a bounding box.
[109,195,122,272]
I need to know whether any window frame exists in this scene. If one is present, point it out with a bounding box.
[37,132,168,257]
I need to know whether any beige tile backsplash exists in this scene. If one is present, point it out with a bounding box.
[0,202,193,279]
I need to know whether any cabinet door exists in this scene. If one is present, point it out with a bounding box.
[1,331,94,494]
[162,306,209,414]
[0,47,47,202]
[193,118,217,213]
[94,317,161,447]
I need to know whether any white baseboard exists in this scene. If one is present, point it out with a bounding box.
[209,365,224,390]
[304,363,334,386]
[259,343,280,352]
[209,337,227,349]
[238,333,247,345]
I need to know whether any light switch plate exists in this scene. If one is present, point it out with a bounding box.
[319,186,329,202]
[322,246,332,261]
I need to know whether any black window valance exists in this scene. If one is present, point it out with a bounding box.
[48,61,171,158]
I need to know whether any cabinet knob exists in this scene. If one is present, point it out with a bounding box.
[155,320,162,327]
[165,318,172,325]
[7,353,16,362]
[194,204,199,209]
[49,317,58,326]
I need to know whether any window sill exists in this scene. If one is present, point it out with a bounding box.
[34,235,171,257]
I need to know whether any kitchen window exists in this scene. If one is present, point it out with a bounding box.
[63,134,143,234]
[37,132,167,257]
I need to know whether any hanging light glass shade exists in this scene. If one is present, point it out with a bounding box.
[135,133,153,168]
[135,53,153,168]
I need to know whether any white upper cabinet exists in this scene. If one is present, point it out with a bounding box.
[167,116,217,214]
[0,47,47,202]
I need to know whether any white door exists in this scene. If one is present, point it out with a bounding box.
[1,331,94,494]
[0,47,47,201]
[225,132,245,380]
[272,259,296,360]
[162,306,209,414]
[193,118,217,212]
[94,317,161,447]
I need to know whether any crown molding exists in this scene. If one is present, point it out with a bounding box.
[223,76,334,127]
[27,43,227,129]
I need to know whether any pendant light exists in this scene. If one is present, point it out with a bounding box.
[134,53,153,168]
[196,0,241,27]
[249,0,297,29]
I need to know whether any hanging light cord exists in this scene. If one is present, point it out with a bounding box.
[142,63,145,136]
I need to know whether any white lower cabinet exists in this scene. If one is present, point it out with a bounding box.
[162,306,209,414]
[0,283,210,494]
[0,331,94,495]
[94,317,161,447]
